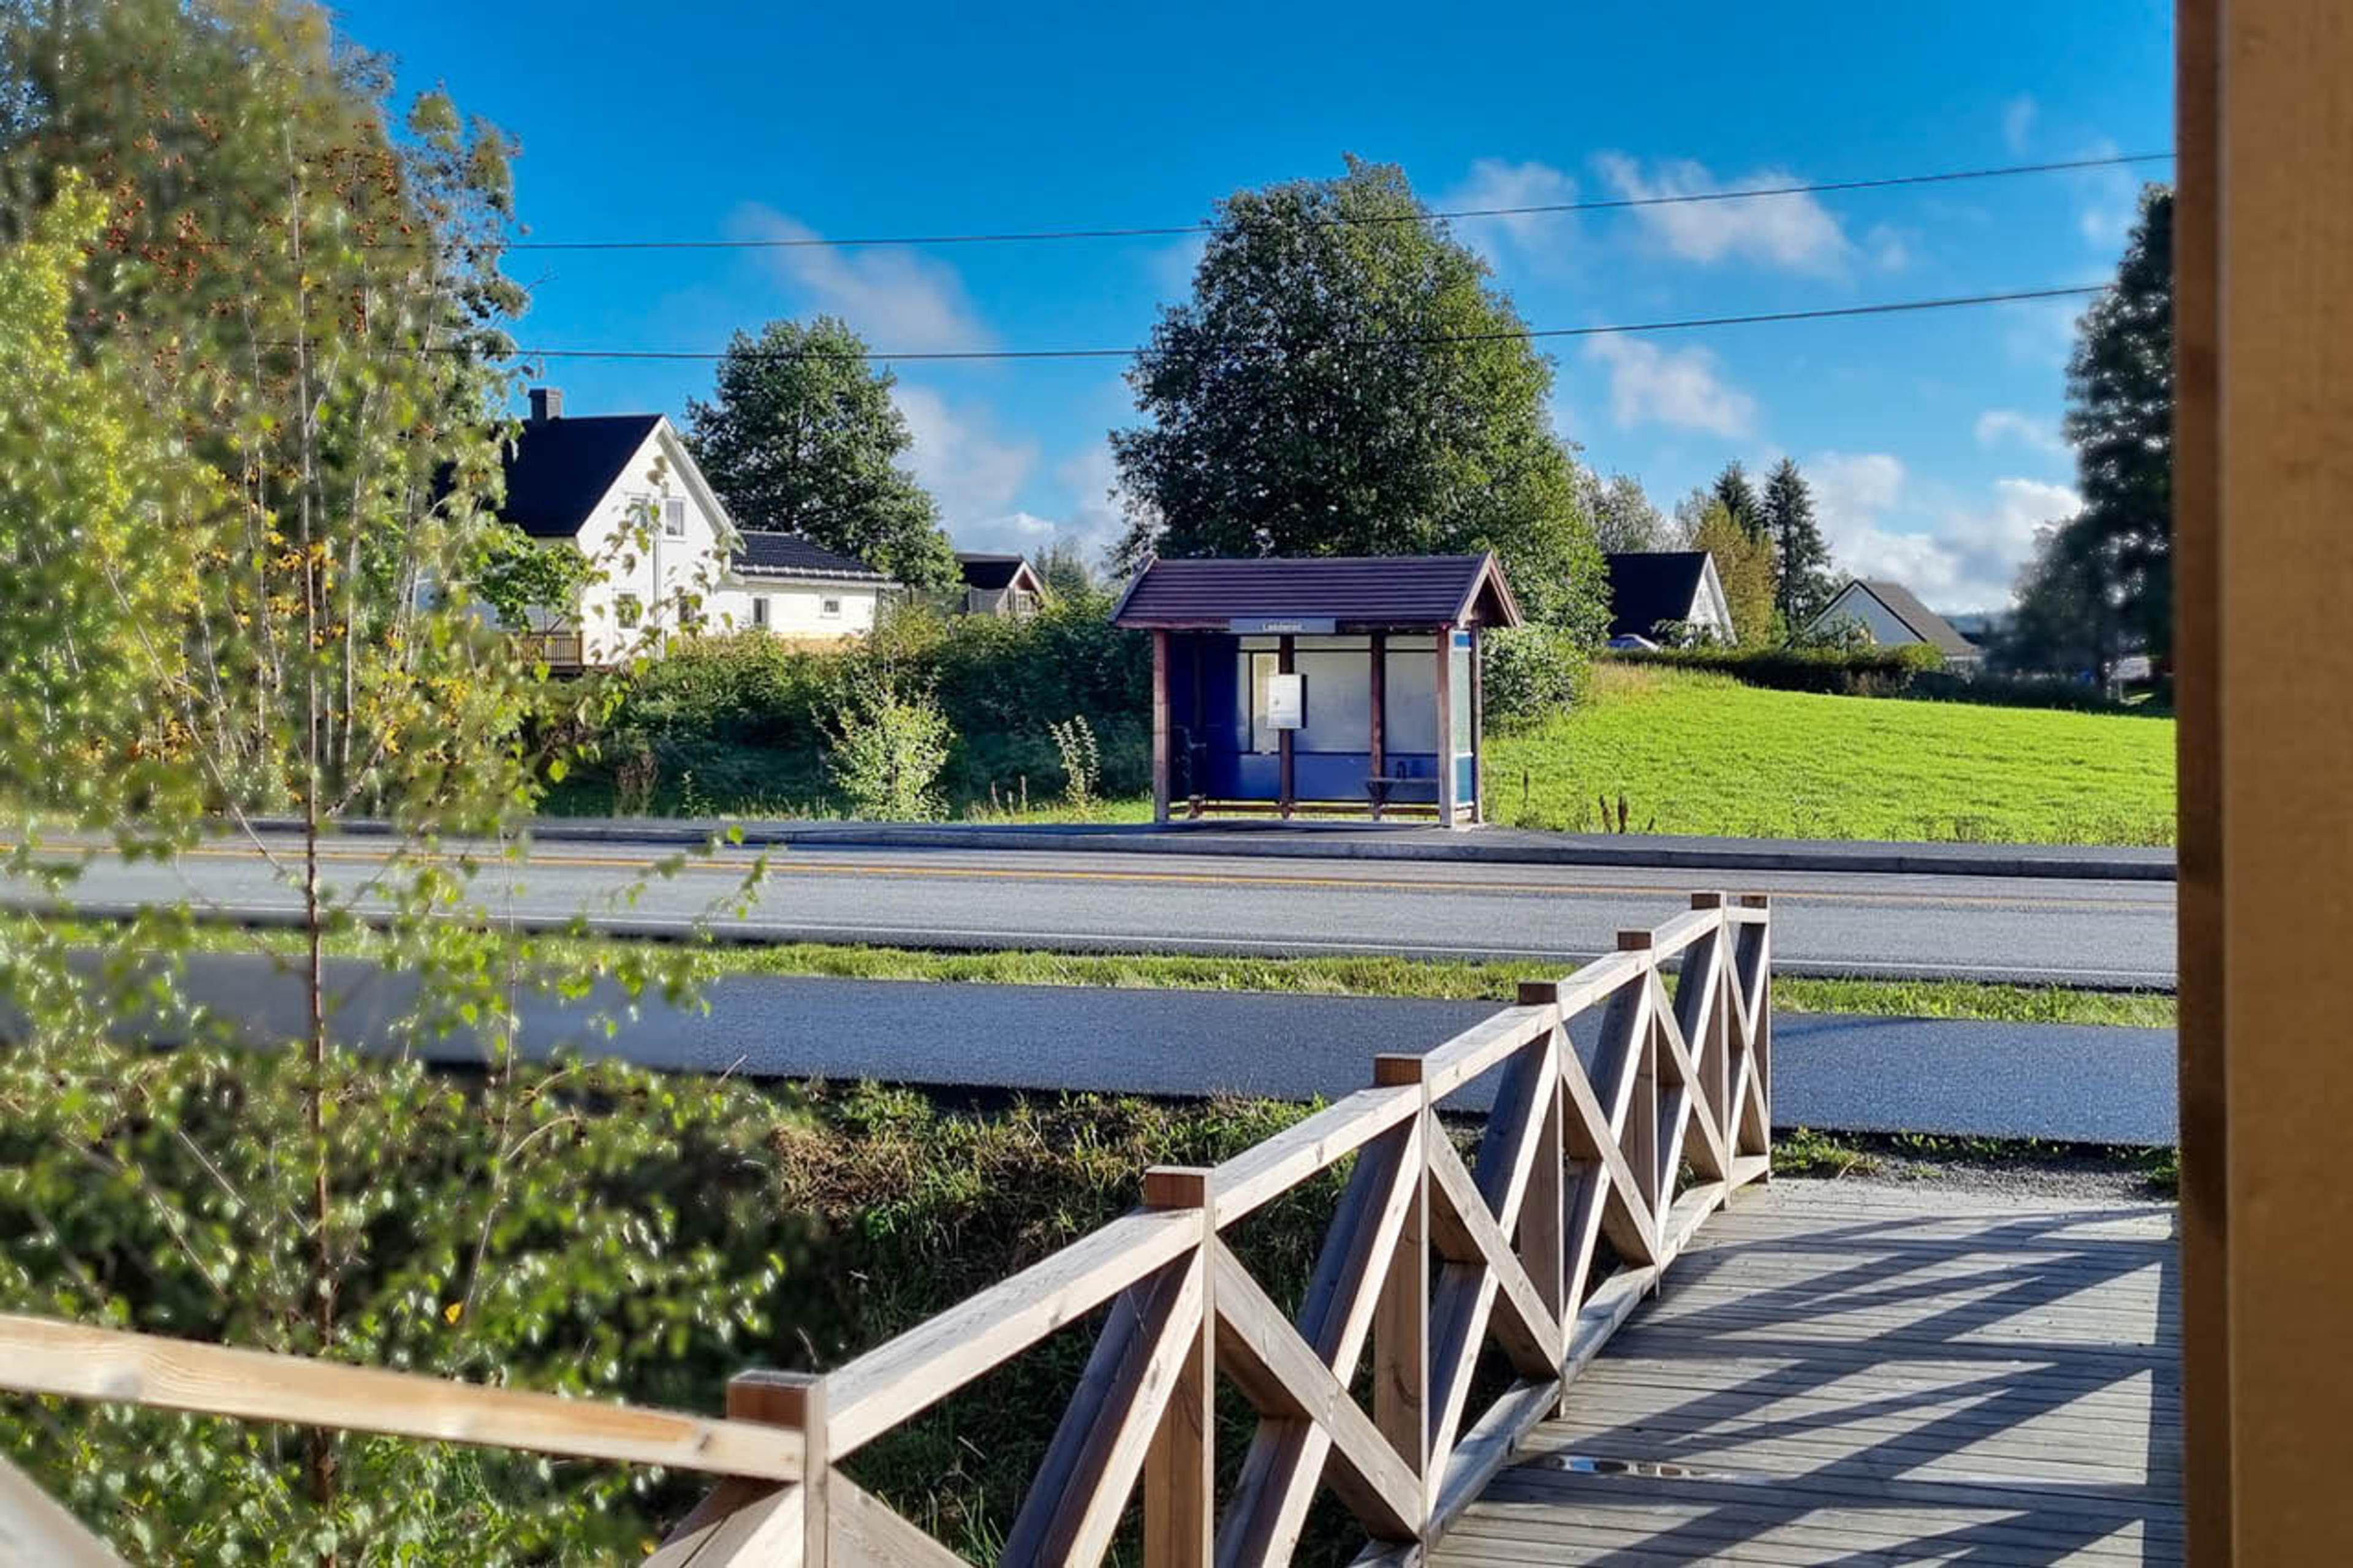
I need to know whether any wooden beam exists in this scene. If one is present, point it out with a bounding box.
[825,1209,1200,1458]
[1151,629,1171,824]
[1468,623,1484,824]
[0,1452,126,1568]
[0,1314,805,1482]
[1368,630,1387,820]
[2191,2,2353,1559]
[827,1476,966,1568]
[1143,1170,1214,1568]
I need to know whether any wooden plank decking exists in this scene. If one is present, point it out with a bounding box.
[1430,1181,2180,1566]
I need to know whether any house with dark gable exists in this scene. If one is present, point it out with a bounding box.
[1601,551,1737,647]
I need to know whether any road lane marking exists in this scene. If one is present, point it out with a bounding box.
[10,841,2170,914]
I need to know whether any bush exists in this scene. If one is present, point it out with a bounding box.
[1480,623,1593,727]
[564,596,1153,817]
[823,664,955,820]
[1605,642,1944,697]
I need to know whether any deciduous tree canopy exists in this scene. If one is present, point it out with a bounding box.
[686,317,958,591]
[1112,157,1606,640]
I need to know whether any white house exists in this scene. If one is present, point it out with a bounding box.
[1602,551,1737,647]
[494,388,891,661]
[1805,579,1983,668]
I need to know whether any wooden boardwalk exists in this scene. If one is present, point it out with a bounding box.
[1429,1182,2180,1566]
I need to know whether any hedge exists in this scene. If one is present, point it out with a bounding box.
[1605,645,2167,716]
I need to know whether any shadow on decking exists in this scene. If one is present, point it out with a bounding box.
[1447,1193,2181,1566]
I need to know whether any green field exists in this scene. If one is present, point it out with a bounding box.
[1486,665,2177,846]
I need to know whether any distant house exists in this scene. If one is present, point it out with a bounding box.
[1602,551,1737,647]
[730,531,892,642]
[1806,580,1983,668]
[494,388,891,662]
[953,552,1047,618]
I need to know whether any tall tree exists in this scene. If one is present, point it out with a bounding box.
[2060,185,2174,665]
[1,6,752,1554]
[686,316,958,591]
[1711,460,1765,540]
[1680,493,1777,645]
[1580,469,1670,553]
[1112,157,1606,640]
[1762,457,1836,629]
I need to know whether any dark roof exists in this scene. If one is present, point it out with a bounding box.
[497,415,664,537]
[1843,580,1980,659]
[733,531,887,581]
[1603,551,1711,638]
[957,552,1040,593]
[1110,554,1520,631]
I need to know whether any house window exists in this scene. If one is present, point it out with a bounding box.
[615,594,643,629]
[751,596,771,629]
[820,596,843,619]
[662,497,687,539]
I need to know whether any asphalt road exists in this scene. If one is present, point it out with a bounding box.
[7,831,2178,987]
[115,956,2177,1144]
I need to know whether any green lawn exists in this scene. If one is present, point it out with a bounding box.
[1486,665,2176,846]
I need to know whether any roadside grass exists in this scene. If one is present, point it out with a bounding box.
[1487,664,2177,846]
[99,920,2177,1028]
[1771,1125,2180,1197]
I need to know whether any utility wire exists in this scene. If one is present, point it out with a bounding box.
[492,152,2172,252]
[459,284,2105,367]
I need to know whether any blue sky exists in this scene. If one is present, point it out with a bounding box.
[335,0,2174,610]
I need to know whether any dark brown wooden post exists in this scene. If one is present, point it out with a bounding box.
[1276,634,1295,820]
[1434,626,1458,826]
[1368,631,1387,822]
[1151,629,1171,825]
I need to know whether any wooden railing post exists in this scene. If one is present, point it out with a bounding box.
[1370,1054,1431,1529]
[1738,893,1773,1159]
[732,1371,827,1568]
[1616,931,1663,1227]
[1142,1166,1214,1568]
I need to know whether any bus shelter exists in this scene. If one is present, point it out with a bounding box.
[1110,553,1522,825]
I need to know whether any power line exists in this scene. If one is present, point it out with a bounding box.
[470,284,2105,367]
[498,152,2172,252]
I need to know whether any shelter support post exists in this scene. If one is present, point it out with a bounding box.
[1151,630,1170,825]
[1368,631,1387,822]
[1277,635,1295,820]
[2178,2,2353,1561]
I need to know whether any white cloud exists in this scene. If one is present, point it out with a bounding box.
[1592,153,1850,275]
[1974,409,2067,456]
[1148,232,1210,298]
[2072,137,2140,250]
[1862,222,1911,271]
[2003,96,2038,156]
[1811,451,2079,611]
[1438,158,1578,268]
[1586,336,1757,438]
[731,203,991,352]
[1050,440,1131,562]
[893,384,1040,548]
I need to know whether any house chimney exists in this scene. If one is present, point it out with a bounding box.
[528,386,563,423]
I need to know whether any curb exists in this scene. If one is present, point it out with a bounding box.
[242,815,2176,882]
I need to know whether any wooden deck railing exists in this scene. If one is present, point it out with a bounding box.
[0,894,1771,1567]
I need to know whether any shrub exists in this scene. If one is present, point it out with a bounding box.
[1605,642,1943,697]
[822,664,955,820]
[1480,623,1593,727]
[1047,714,1102,818]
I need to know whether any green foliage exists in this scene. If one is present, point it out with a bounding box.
[1710,461,1765,540]
[1479,623,1593,727]
[1762,458,1836,630]
[570,597,1153,817]
[475,529,594,629]
[1681,498,1778,645]
[1580,470,1669,554]
[684,317,958,591]
[1047,714,1102,818]
[823,664,955,820]
[1031,537,1099,600]
[1490,663,2176,845]
[1608,641,1944,696]
[1112,156,1607,642]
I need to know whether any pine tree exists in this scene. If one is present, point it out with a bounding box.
[1711,460,1765,541]
[1762,457,1836,631]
